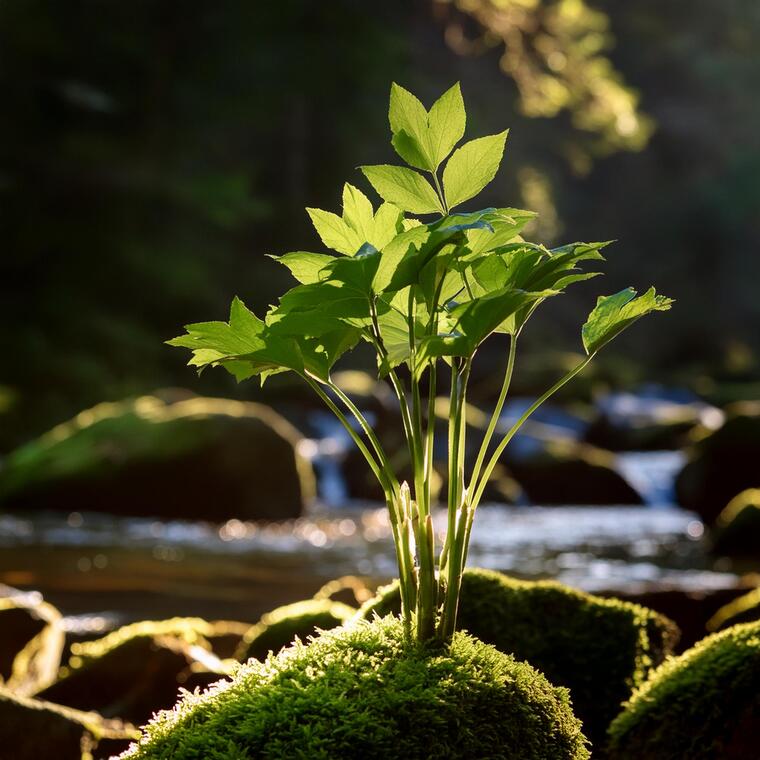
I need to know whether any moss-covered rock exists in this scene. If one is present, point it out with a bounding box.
[711,488,760,557]
[707,587,760,632]
[358,568,678,744]
[506,439,643,505]
[313,575,375,607]
[607,621,760,759]
[0,686,137,760]
[675,402,760,523]
[122,616,590,760]
[0,394,315,521]
[236,598,355,661]
[37,618,231,724]
[0,594,64,695]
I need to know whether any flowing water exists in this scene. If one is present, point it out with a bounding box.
[0,391,740,627]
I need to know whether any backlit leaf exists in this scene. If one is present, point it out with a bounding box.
[443,131,509,210]
[361,165,444,215]
[582,287,674,355]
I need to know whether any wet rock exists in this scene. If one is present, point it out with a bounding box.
[675,402,760,523]
[585,390,723,451]
[37,618,231,724]
[0,590,64,696]
[0,686,137,760]
[0,394,316,521]
[711,489,760,558]
[236,598,355,661]
[505,439,643,505]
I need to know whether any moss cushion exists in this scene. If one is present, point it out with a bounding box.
[607,621,760,759]
[122,616,590,760]
[358,567,678,744]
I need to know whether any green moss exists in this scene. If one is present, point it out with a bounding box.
[712,488,760,556]
[123,616,590,760]
[236,599,355,661]
[607,621,760,759]
[707,587,760,632]
[358,568,678,744]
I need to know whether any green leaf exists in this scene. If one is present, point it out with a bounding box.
[342,183,375,244]
[464,208,536,257]
[443,131,509,210]
[361,165,444,215]
[582,287,674,355]
[388,83,433,171]
[419,288,549,360]
[371,202,404,249]
[272,252,334,284]
[306,207,360,255]
[168,297,304,380]
[427,82,466,168]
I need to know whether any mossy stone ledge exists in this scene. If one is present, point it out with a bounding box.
[122,616,589,760]
[607,621,760,759]
[358,568,678,745]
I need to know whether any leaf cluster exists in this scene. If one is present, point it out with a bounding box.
[169,84,671,386]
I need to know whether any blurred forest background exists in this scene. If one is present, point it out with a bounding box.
[1,0,758,451]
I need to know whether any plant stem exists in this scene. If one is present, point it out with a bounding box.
[306,376,414,629]
[431,170,448,216]
[469,355,594,511]
[468,336,517,494]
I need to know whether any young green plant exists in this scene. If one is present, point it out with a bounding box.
[169,83,672,643]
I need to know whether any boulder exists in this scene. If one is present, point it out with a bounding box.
[313,575,375,607]
[707,587,760,632]
[675,402,760,523]
[711,489,760,558]
[359,568,677,745]
[121,617,590,760]
[0,686,137,760]
[0,591,64,696]
[585,390,722,451]
[0,394,316,521]
[37,618,232,725]
[607,621,760,759]
[236,598,355,661]
[506,439,643,505]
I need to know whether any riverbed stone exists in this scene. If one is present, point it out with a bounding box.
[711,489,760,558]
[506,439,643,505]
[0,686,137,760]
[37,618,231,724]
[585,392,721,451]
[675,402,760,523]
[707,587,760,632]
[0,394,316,521]
[0,592,64,696]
